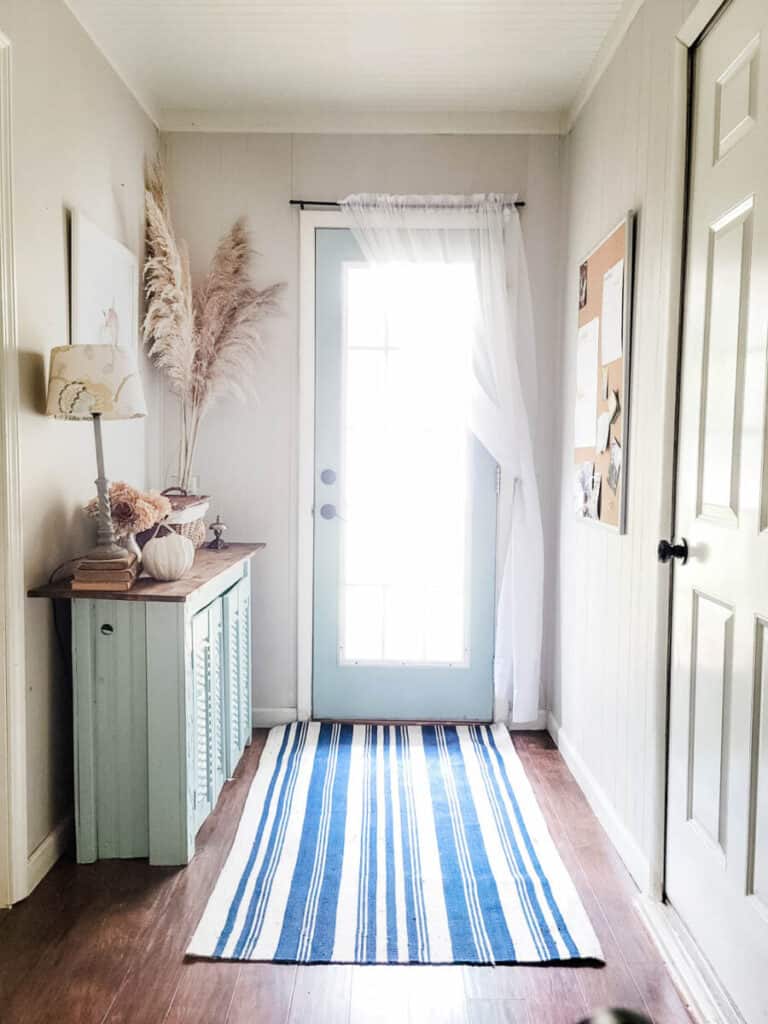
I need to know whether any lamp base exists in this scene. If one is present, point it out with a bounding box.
[83,542,135,563]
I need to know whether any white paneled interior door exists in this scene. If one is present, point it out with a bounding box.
[666,1,768,1021]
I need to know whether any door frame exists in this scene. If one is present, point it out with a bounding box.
[647,0,733,903]
[0,28,28,907]
[639,2,747,1022]
[297,209,340,720]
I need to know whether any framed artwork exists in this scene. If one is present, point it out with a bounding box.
[70,210,138,350]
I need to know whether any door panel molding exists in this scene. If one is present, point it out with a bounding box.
[713,33,760,162]
[687,590,733,854]
[696,196,753,525]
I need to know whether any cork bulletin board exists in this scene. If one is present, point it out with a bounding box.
[573,212,635,532]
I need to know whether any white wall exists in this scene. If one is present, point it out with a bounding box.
[552,0,698,889]
[1,0,158,860]
[157,132,563,721]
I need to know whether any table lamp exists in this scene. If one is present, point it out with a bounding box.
[46,344,147,561]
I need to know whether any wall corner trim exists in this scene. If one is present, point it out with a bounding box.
[26,816,73,898]
[547,712,652,892]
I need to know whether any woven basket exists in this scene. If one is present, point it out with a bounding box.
[161,488,210,550]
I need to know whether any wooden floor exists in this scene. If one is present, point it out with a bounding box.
[0,731,693,1024]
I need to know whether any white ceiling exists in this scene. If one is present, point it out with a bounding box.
[64,0,632,133]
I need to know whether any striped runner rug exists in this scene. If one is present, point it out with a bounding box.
[188,722,603,964]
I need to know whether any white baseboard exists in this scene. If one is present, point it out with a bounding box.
[251,706,297,728]
[508,708,547,730]
[635,896,742,1024]
[25,815,72,898]
[547,712,651,891]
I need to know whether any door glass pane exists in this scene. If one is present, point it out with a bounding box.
[339,262,478,666]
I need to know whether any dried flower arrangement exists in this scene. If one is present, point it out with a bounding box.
[83,482,171,539]
[143,160,284,490]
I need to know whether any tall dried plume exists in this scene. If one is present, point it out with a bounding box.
[192,217,284,415]
[142,158,195,400]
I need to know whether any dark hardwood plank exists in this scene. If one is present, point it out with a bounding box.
[0,863,92,1006]
[3,860,173,1024]
[164,961,241,1024]
[512,733,561,757]
[226,963,297,1024]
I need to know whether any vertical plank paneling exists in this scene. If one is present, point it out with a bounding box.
[71,601,98,864]
[554,0,695,888]
[94,601,148,859]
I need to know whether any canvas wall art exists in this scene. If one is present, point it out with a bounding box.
[70,210,138,350]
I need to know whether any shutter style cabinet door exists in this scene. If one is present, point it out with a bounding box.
[223,577,252,776]
[191,598,226,833]
[223,586,241,777]
[209,598,226,800]
[237,577,252,750]
[192,607,213,832]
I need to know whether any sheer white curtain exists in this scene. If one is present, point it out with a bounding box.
[340,193,543,724]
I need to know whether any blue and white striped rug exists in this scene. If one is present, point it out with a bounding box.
[188,722,602,964]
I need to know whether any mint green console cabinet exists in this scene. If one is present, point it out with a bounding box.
[30,544,263,866]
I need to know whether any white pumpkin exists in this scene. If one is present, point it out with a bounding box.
[142,527,195,582]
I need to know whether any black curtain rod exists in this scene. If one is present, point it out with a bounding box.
[290,198,526,210]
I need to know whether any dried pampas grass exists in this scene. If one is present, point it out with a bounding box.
[142,160,284,489]
[143,160,194,401]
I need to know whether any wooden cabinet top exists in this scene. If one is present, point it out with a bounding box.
[28,543,265,604]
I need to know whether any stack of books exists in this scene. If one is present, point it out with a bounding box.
[72,552,139,592]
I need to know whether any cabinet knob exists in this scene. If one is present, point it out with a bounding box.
[100,623,114,636]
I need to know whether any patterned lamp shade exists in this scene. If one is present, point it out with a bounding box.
[46,344,147,420]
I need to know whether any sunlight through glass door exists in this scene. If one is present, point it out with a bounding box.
[340,263,476,667]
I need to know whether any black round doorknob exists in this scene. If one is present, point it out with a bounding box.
[658,538,688,565]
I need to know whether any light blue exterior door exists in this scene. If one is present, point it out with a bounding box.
[312,228,497,721]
